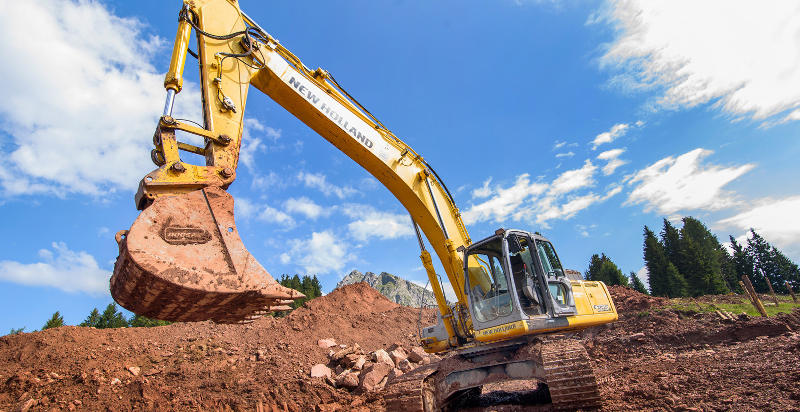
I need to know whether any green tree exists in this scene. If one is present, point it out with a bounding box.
[585,254,629,286]
[8,327,25,336]
[745,229,800,293]
[99,303,128,328]
[42,311,64,330]
[676,217,729,296]
[661,219,681,265]
[80,308,101,328]
[81,304,128,329]
[128,315,171,328]
[644,226,688,297]
[629,271,648,295]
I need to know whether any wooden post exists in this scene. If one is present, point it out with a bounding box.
[760,270,780,307]
[741,276,768,317]
[787,281,798,303]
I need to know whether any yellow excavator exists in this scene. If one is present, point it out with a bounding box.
[111,0,618,409]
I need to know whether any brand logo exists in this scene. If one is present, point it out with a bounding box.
[161,219,212,245]
[593,304,611,312]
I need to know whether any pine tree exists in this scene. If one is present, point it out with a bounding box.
[585,254,628,286]
[745,229,800,293]
[80,304,128,329]
[8,327,25,335]
[661,219,681,265]
[664,261,689,297]
[677,217,728,296]
[629,271,648,295]
[312,275,323,297]
[42,311,64,330]
[730,236,753,283]
[80,308,101,328]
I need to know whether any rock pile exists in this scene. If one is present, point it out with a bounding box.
[310,338,438,393]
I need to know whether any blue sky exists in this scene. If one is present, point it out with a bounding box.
[2,0,800,332]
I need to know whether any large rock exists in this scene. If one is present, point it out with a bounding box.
[335,371,360,389]
[389,348,407,366]
[358,362,391,392]
[335,271,437,307]
[372,349,394,367]
[397,358,413,373]
[310,364,332,378]
[317,338,337,348]
[408,347,427,363]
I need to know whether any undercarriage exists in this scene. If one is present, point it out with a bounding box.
[384,337,601,411]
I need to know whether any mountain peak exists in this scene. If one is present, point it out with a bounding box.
[336,270,435,307]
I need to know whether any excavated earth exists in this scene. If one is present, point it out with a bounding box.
[1,283,800,411]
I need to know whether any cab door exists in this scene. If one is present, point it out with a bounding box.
[533,239,577,316]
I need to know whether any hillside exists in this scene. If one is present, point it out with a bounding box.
[336,271,435,307]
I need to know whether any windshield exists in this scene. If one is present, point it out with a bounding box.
[536,240,564,278]
[466,238,514,323]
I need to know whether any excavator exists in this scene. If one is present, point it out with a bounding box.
[110,0,618,409]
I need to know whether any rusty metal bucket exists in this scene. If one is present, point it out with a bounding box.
[110,186,303,323]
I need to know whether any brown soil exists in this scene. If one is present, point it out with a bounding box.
[2,283,799,411]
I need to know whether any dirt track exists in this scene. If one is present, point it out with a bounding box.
[1,283,799,411]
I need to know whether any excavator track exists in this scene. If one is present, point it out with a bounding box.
[385,339,600,411]
[383,364,438,412]
[541,339,602,411]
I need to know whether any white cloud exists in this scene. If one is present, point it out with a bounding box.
[462,174,548,225]
[555,152,575,158]
[282,231,352,274]
[472,178,493,199]
[462,161,618,227]
[718,196,800,257]
[234,197,258,220]
[625,148,754,215]
[342,204,414,242]
[550,160,597,195]
[591,123,629,149]
[257,205,295,226]
[297,172,357,199]
[597,148,628,175]
[594,1,800,123]
[0,242,109,295]
[285,197,330,219]
[553,141,567,150]
[0,0,200,196]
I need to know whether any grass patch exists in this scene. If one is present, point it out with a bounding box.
[666,295,800,317]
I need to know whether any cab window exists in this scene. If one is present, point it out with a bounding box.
[465,238,513,323]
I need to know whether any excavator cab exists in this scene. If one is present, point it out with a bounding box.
[463,229,591,343]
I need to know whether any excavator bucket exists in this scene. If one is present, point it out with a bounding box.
[110,186,303,323]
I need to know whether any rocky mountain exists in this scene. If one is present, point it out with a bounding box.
[335,270,436,307]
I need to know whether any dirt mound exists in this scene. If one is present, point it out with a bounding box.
[607,285,667,312]
[0,282,434,412]
[2,282,799,411]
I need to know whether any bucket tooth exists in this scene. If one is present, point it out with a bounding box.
[110,186,304,323]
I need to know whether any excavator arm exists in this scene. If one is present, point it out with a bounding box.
[112,0,474,347]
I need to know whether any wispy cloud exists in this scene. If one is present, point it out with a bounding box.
[341,204,414,242]
[285,197,330,219]
[462,160,619,227]
[593,1,800,124]
[591,123,629,149]
[0,242,109,295]
[625,148,754,215]
[596,148,628,175]
[297,172,357,199]
[279,231,352,275]
[718,195,800,257]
